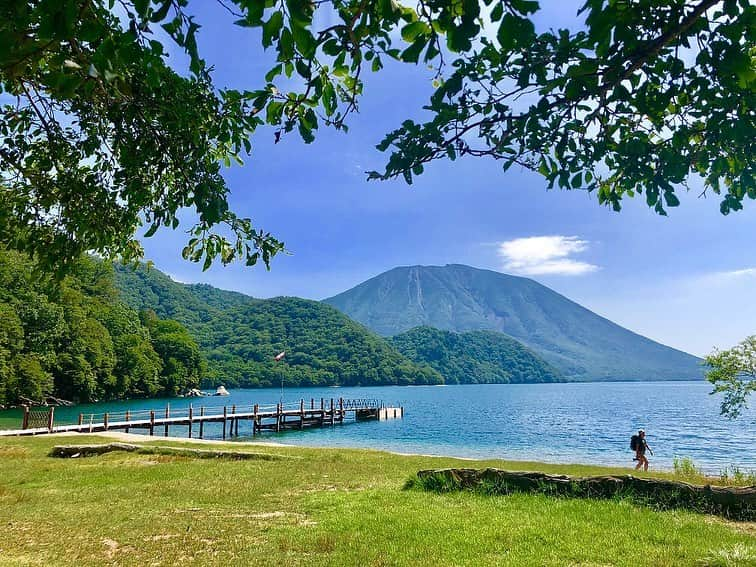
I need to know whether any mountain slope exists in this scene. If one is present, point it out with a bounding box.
[324,264,702,381]
[115,265,442,388]
[392,327,562,384]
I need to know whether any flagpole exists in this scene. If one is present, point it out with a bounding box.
[274,351,286,405]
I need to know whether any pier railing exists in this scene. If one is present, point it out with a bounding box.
[5,397,403,437]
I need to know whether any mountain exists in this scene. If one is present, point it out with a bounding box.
[324,264,703,381]
[392,327,562,385]
[115,265,442,388]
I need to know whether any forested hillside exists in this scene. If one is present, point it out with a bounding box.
[392,327,562,385]
[115,265,442,388]
[0,252,203,407]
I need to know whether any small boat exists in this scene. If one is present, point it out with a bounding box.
[214,385,230,396]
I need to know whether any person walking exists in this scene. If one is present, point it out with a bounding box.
[631,429,653,471]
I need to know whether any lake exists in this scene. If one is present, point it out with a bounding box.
[1,381,754,473]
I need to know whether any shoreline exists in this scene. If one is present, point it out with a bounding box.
[38,431,683,475]
[0,379,713,412]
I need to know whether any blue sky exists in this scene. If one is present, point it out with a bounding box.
[140,2,756,358]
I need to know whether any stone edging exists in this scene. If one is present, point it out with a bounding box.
[413,468,755,521]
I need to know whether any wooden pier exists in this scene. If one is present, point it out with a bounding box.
[0,398,403,438]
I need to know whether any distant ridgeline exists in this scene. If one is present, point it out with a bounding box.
[325,264,703,382]
[392,327,562,385]
[114,265,442,389]
[1,257,705,407]
[0,252,203,407]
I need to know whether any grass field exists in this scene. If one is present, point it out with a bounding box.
[0,434,753,566]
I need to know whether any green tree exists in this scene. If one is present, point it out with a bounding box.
[12,353,54,403]
[112,333,163,398]
[54,317,116,402]
[705,336,756,418]
[100,303,163,398]
[0,250,205,404]
[1,1,752,273]
[0,304,25,406]
[141,311,205,395]
[372,0,755,217]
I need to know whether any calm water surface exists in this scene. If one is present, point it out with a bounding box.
[2,382,753,473]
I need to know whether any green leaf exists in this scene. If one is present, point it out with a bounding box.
[664,192,680,207]
[133,0,149,17]
[322,82,337,116]
[150,0,172,23]
[143,223,159,237]
[262,11,284,48]
[497,14,518,51]
[291,24,316,58]
[265,64,282,82]
[510,0,540,15]
[401,38,427,63]
[401,21,430,42]
[279,28,294,59]
[490,3,504,22]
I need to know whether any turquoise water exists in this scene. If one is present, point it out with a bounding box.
[2,381,754,473]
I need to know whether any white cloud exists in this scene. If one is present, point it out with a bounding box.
[717,268,756,278]
[693,267,756,286]
[497,235,599,276]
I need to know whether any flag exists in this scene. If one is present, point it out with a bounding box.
[274,351,286,361]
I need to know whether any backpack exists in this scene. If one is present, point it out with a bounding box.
[630,435,640,451]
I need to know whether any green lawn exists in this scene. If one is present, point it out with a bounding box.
[0,435,753,566]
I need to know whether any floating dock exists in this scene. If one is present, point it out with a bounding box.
[0,398,403,438]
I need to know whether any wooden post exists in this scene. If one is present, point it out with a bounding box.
[47,407,55,432]
[253,404,258,436]
[311,398,314,409]
[78,413,83,433]
[149,410,155,436]
[22,405,29,430]
[320,398,324,410]
[104,412,109,431]
[164,404,170,437]
[231,405,236,437]
[199,407,205,439]
[276,403,281,432]
[223,406,227,440]
[339,398,344,422]
[188,404,193,438]
[330,398,334,426]
[125,410,130,434]
[300,399,305,429]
